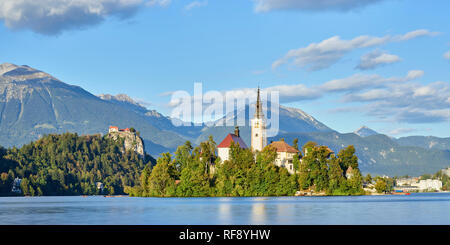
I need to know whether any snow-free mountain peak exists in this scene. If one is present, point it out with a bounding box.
[354,126,379,137]
[0,63,59,82]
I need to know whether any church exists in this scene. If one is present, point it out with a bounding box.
[217,87,300,174]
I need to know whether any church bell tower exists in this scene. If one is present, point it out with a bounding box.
[251,87,267,152]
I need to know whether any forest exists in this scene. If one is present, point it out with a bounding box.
[0,133,154,196]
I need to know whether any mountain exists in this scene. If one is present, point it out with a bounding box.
[1,63,448,176]
[354,126,379,137]
[395,136,450,151]
[98,93,203,141]
[196,104,334,145]
[274,132,450,176]
[0,63,186,156]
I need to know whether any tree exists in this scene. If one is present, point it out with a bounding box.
[298,152,312,190]
[292,138,299,151]
[327,156,344,194]
[364,174,372,184]
[374,178,387,193]
[147,153,176,197]
[338,145,358,172]
[176,145,211,197]
[347,168,364,194]
[302,141,317,156]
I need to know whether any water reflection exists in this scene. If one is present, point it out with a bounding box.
[218,200,231,224]
[0,193,449,225]
[251,202,266,224]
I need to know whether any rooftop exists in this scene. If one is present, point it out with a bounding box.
[269,140,299,153]
[217,133,248,149]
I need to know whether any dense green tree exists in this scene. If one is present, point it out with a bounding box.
[375,178,388,193]
[145,153,176,197]
[302,141,317,156]
[346,168,364,194]
[364,174,373,184]
[327,155,344,194]
[338,145,358,172]
[176,144,211,197]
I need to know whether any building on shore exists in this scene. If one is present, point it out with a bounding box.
[395,177,442,192]
[345,166,354,179]
[11,177,22,194]
[416,179,442,191]
[268,139,299,174]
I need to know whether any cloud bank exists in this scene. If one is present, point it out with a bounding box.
[169,69,449,124]
[272,30,439,71]
[0,0,169,35]
[254,0,385,13]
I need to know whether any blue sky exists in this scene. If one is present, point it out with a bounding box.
[0,0,449,137]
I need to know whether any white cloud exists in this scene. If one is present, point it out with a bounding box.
[322,70,422,92]
[265,84,321,102]
[272,30,438,71]
[444,51,450,60]
[184,1,208,11]
[356,50,401,70]
[406,70,425,80]
[146,0,171,7]
[163,69,448,124]
[344,81,450,123]
[0,0,169,35]
[393,29,440,41]
[254,0,384,13]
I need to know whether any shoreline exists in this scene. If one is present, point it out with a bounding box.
[1,191,448,198]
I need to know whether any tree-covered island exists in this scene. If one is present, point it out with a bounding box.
[128,137,365,197]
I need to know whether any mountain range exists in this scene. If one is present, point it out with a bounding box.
[0,63,449,176]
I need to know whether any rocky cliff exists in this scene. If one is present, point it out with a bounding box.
[107,131,145,158]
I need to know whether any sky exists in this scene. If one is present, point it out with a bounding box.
[0,0,449,137]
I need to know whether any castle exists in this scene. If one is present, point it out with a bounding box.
[217,88,299,174]
[108,126,145,158]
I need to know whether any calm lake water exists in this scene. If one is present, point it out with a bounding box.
[0,193,449,225]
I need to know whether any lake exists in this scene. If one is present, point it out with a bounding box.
[0,193,449,225]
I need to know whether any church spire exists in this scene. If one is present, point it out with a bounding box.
[255,86,263,119]
[251,86,267,152]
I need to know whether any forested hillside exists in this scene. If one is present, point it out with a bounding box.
[0,133,154,196]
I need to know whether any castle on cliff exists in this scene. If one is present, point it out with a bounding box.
[108,126,145,158]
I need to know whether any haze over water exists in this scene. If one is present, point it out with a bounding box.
[0,193,448,225]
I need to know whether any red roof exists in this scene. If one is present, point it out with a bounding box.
[217,134,248,149]
[269,141,299,153]
[109,126,118,129]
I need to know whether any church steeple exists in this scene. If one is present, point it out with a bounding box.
[251,86,267,152]
[255,86,263,119]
